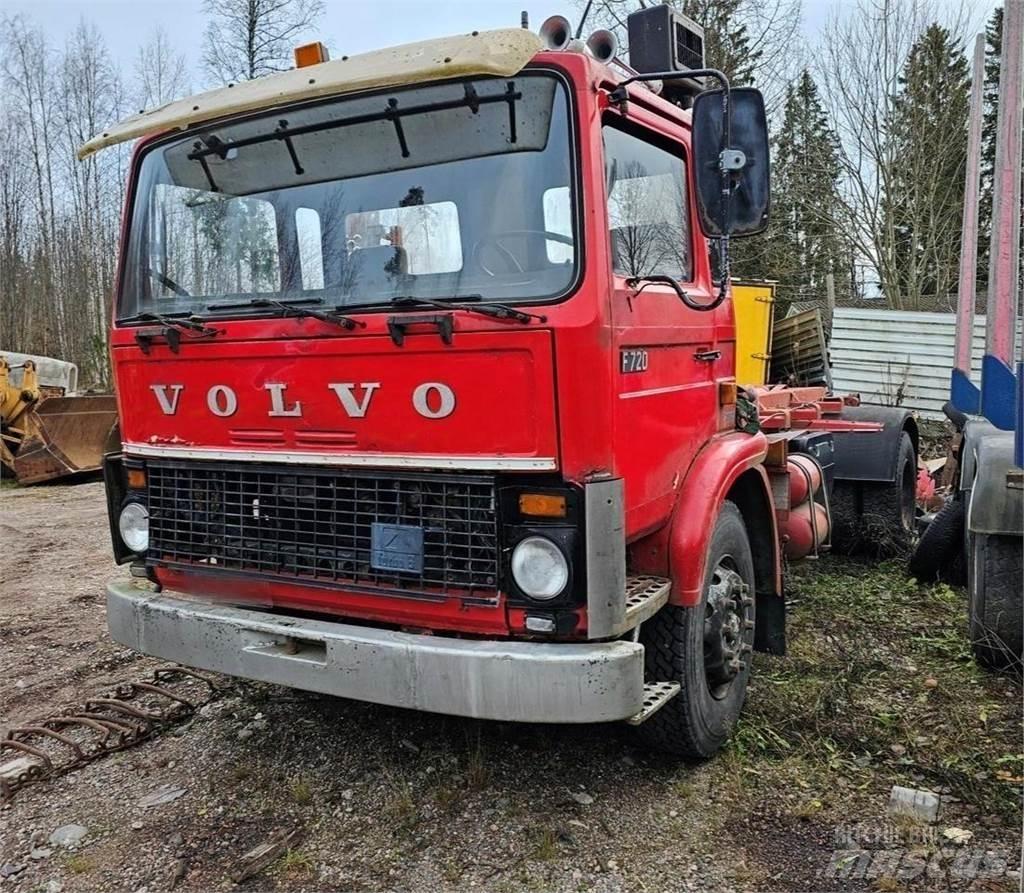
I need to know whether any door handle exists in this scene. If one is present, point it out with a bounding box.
[694,349,721,362]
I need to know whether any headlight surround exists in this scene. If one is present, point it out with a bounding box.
[510,535,569,600]
[118,502,149,553]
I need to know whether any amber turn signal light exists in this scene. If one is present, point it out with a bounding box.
[126,468,147,489]
[294,42,330,68]
[718,380,738,406]
[518,493,567,518]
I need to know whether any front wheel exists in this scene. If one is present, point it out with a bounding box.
[635,501,756,758]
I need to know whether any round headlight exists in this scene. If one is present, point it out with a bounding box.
[118,502,149,553]
[511,536,569,600]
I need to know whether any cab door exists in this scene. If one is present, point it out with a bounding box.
[603,112,734,539]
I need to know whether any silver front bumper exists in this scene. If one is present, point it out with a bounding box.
[107,582,645,723]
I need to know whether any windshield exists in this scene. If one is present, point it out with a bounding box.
[119,72,578,320]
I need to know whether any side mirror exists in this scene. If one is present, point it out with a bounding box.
[691,87,770,237]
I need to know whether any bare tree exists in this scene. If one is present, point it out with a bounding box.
[578,0,803,113]
[0,14,126,385]
[818,0,971,309]
[134,25,188,112]
[201,0,325,85]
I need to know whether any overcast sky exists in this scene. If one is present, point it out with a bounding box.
[4,0,997,92]
[4,0,848,80]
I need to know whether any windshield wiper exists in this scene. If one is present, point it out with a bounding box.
[351,295,547,325]
[130,311,219,336]
[147,269,191,297]
[206,297,364,330]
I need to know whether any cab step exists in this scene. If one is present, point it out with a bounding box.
[623,575,671,628]
[626,681,681,725]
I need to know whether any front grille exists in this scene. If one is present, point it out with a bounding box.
[146,460,499,598]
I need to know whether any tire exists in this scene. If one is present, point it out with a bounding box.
[635,501,756,758]
[969,533,1023,671]
[909,499,967,585]
[831,432,916,557]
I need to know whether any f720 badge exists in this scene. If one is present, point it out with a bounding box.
[620,349,649,374]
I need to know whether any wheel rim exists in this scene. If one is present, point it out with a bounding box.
[900,455,916,532]
[702,558,754,700]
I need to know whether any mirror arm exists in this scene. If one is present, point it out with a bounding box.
[626,275,727,313]
[607,68,731,107]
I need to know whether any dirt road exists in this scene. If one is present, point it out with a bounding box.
[0,481,1020,892]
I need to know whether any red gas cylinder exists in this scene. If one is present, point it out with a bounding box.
[783,500,830,559]
[787,454,823,506]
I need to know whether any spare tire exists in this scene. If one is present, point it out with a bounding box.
[909,499,967,585]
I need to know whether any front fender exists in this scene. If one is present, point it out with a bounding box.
[668,431,770,605]
[967,431,1022,537]
[832,405,918,483]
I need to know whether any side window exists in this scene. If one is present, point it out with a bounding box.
[603,124,692,281]
[542,186,574,264]
[295,207,324,290]
[344,201,463,275]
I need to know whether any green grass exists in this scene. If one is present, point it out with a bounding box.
[728,556,1022,819]
[288,776,313,804]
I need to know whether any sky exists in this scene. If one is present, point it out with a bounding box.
[3,0,851,85]
[2,0,997,94]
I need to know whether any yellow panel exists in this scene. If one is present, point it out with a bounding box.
[79,28,542,160]
[732,280,775,386]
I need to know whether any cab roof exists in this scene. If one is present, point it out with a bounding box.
[77,28,542,160]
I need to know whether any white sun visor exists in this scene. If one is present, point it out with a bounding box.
[78,28,543,160]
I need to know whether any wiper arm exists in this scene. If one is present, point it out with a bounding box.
[147,268,191,297]
[385,296,547,324]
[132,311,219,337]
[207,297,364,330]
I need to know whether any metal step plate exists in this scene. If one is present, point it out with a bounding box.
[623,575,672,628]
[626,681,681,725]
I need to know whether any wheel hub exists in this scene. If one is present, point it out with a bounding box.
[703,563,753,699]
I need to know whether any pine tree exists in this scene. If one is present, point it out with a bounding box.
[680,0,761,85]
[886,24,970,310]
[762,70,848,310]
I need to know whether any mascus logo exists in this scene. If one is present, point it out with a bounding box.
[149,382,457,420]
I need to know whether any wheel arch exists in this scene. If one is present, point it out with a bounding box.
[665,432,779,607]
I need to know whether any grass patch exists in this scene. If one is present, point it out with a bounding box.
[464,733,491,791]
[527,826,559,861]
[288,776,313,805]
[730,556,1022,819]
[276,848,315,878]
[65,854,96,874]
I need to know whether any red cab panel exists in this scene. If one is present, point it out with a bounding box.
[113,328,559,469]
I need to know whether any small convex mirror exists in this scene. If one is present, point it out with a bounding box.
[691,86,770,237]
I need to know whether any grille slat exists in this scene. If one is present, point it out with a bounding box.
[146,460,499,597]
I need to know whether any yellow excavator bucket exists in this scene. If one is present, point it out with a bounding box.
[11,394,119,485]
[732,280,776,386]
[1,352,119,485]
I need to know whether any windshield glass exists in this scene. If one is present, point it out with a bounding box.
[119,72,577,320]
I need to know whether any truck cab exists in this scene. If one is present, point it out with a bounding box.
[91,16,785,757]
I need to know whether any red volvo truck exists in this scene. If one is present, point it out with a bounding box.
[84,10,916,757]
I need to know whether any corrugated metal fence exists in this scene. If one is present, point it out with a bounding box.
[829,308,1020,419]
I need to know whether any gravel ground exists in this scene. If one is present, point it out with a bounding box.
[0,480,1020,892]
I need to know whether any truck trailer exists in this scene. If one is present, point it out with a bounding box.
[83,9,917,757]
